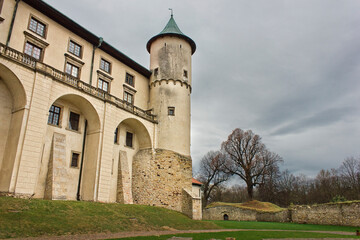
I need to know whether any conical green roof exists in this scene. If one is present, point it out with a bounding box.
[147,15,196,54]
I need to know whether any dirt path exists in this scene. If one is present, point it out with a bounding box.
[3,229,358,240]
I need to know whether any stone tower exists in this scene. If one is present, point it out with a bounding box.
[147,13,196,157]
[131,14,201,219]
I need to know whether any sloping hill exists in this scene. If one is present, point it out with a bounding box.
[206,200,285,213]
[0,196,218,238]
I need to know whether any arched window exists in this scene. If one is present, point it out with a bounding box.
[223,214,229,221]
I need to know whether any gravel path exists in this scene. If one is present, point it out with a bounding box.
[2,229,358,240]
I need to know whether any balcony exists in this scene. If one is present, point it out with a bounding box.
[0,43,157,123]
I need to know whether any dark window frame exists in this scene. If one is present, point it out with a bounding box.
[124,91,134,105]
[70,152,80,168]
[68,111,80,131]
[114,127,119,144]
[28,16,47,38]
[24,41,42,60]
[100,58,111,74]
[125,73,135,87]
[65,62,80,78]
[98,78,110,92]
[47,105,61,126]
[126,131,133,148]
[168,107,175,116]
[68,39,82,58]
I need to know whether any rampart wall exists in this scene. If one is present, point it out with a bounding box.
[203,202,360,227]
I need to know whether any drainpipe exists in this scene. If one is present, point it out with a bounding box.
[89,37,103,85]
[6,0,20,47]
[77,120,88,201]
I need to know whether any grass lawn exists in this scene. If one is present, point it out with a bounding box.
[1,196,359,239]
[114,231,360,240]
[0,197,217,238]
[213,220,360,232]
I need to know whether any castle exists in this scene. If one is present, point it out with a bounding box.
[0,0,202,219]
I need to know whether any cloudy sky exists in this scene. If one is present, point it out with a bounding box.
[44,0,360,177]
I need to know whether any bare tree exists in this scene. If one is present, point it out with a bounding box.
[197,151,231,207]
[221,128,282,199]
[339,156,360,198]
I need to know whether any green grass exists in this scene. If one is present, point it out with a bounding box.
[213,220,360,232]
[1,196,359,239]
[114,231,360,240]
[0,196,217,238]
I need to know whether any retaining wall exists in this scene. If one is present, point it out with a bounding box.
[203,202,360,227]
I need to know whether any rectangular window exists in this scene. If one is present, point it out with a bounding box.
[68,40,82,57]
[48,105,61,126]
[125,73,134,87]
[65,62,79,78]
[29,17,46,37]
[154,68,159,76]
[24,42,42,60]
[183,70,188,78]
[71,152,80,168]
[168,107,175,116]
[126,132,133,148]
[98,78,109,92]
[124,91,133,105]
[69,112,80,131]
[114,127,119,144]
[100,58,111,73]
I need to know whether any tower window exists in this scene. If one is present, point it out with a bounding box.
[69,111,80,131]
[70,152,80,168]
[154,68,159,76]
[126,132,133,148]
[168,107,175,116]
[48,105,61,126]
[183,70,188,78]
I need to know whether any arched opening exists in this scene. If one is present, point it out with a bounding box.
[111,118,152,203]
[39,94,101,201]
[224,214,229,221]
[0,63,27,192]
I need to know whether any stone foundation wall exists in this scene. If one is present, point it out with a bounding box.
[203,206,287,222]
[132,149,192,213]
[291,202,360,227]
[203,202,360,226]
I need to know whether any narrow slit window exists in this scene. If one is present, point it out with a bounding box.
[71,152,80,168]
[126,132,133,148]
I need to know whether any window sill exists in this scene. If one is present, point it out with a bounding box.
[124,145,134,150]
[47,123,62,128]
[65,127,81,134]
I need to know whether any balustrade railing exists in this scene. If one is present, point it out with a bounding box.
[0,43,156,122]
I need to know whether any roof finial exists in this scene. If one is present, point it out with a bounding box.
[169,8,173,17]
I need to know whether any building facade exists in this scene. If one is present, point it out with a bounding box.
[0,0,201,219]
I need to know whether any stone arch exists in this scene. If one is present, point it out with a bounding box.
[42,93,101,201]
[113,117,152,203]
[0,63,27,192]
[117,118,152,149]
[224,214,229,221]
